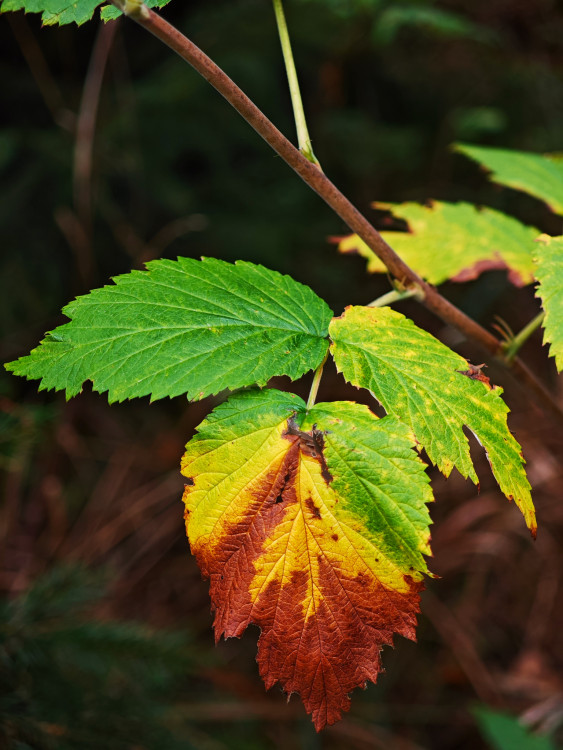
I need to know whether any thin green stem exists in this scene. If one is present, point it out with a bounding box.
[272,0,320,167]
[503,311,545,363]
[368,288,421,308]
[306,351,328,410]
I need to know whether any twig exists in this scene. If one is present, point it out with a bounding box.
[503,311,545,363]
[272,0,320,166]
[7,13,74,132]
[110,2,563,422]
[368,287,422,308]
[423,589,505,707]
[306,351,328,410]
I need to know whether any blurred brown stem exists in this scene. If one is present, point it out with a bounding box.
[111,2,562,422]
[423,589,505,707]
[74,20,118,241]
[7,13,74,131]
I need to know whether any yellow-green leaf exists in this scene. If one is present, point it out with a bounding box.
[337,201,538,286]
[455,143,563,215]
[535,234,563,372]
[329,306,535,534]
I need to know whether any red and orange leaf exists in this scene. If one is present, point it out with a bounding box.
[181,389,432,730]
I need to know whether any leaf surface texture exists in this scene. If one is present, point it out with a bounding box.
[181,389,432,730]
[6,258,332,402]
[0,0,171,24]
[329,306,535,534]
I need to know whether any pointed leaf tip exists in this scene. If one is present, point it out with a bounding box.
[455,143,563,216]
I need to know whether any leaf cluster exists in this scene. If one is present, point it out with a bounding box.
[4,252,535,727]
[2,0,558,733]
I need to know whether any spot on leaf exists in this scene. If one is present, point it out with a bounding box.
[458,362,492,388]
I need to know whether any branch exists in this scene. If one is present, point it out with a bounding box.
[109,2,563,422]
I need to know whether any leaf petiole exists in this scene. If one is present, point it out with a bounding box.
[502,311,545,363]
[272,0,320,168]
[111,0,150,18]
[367,287,423,308]
[306,351,328,410]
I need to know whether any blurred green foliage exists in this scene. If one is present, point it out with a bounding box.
[474,707,557,750]
[0,566,198,749]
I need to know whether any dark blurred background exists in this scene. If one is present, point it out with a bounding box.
[1,0,563,747]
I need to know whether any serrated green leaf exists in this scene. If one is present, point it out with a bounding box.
[329,306,535,534]
[535,234,563,372]
[337,201,538,286]
[0,0,102,25]
[455,143,563,215]
[0,0,171,25]
[181,388,432,728]
[5,257,333,403]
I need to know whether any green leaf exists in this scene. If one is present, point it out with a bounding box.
[181,388,432,729]
[535,234,563,372]
[374,5,495,46]
[5,257,333,402]
[329,306,535,534]
[301,400,433,573]
[337,202,538,286]
[0,0,171,25]
[473,707,556,750]
[0,0,102,24]
[455,143,563,215]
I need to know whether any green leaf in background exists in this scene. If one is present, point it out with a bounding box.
[337,201,538,286]
[329,306,535,534]
[1,565,198,750]
[455,143,563,215]
[535,234,563,372]
[473,707,556,750]
[0,0,172,25]
[373,5,495,46]
[5,257,333,402]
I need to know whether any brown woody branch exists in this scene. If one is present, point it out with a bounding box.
[109,2,563,421]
